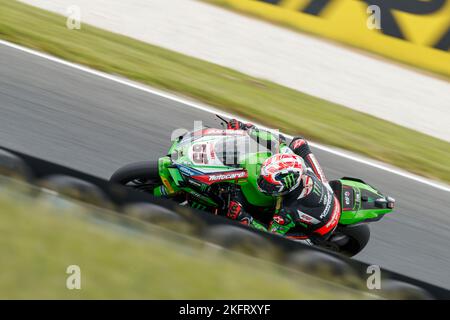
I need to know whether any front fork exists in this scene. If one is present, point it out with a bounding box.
[152,185,169,197]
[156,156,180,197]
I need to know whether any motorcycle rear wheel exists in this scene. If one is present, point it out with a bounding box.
[323,224,371,257]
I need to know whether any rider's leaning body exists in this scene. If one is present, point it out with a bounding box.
[224,119,341,244]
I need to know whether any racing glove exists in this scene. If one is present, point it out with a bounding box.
[290,136,328,184]
[227,119,255,131]
[226,198,267,231]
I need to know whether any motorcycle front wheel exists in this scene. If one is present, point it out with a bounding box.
[110,161,162,193]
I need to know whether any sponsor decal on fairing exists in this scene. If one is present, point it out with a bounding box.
[208,171,247,182]
[191,170,248,185]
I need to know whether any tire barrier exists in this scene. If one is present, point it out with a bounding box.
[0,149,33,181]
[379,280,434,300]
[285,250,360,288]
[202,225,278,259]
[39,174,113,208]
[1,146,449,299]
[123,202,194,234]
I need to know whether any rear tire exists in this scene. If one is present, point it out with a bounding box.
[339,224,370,257]
[325,224,370,257]
[110,161,161,193]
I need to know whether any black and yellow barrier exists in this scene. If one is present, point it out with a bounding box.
[221,0,450,76]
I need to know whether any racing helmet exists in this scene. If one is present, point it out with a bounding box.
[257,154,304,196]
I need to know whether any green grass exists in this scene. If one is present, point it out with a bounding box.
[0,180,368,299]
[1,0,449,183]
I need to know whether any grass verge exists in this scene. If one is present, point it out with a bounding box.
[1,0,449,183]
[0,179,368,299]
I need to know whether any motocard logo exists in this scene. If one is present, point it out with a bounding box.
[208,171,247,181]
[192,170,248,185]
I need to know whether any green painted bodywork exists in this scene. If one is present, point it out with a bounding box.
[338,179,392,225]
[239,152,276,207]
[155,134,393,226]
[162,133,276,207]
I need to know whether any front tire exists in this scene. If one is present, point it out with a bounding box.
[110,161,161,193]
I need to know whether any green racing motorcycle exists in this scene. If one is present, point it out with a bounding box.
[110,119,395,257]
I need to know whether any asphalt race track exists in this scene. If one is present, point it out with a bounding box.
[1,43,450,289]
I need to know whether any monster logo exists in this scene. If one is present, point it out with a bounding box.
[282,173,297,189]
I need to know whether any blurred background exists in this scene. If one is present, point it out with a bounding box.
[0,0,449,299]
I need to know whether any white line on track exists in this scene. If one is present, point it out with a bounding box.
[1,39,449,193]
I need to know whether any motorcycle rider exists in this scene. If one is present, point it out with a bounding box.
[224,119,341,245]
